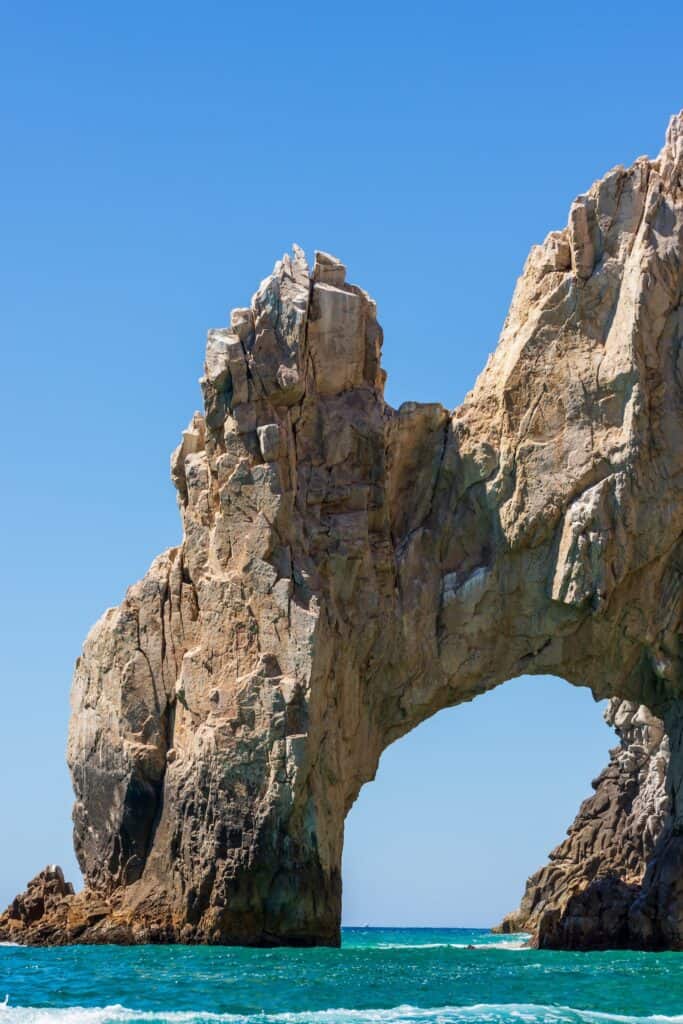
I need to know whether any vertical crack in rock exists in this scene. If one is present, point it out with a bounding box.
[1,113,683,949]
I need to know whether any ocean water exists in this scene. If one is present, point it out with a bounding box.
[1,928,683,1024]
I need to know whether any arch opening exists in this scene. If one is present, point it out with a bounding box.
[341,673,671,949]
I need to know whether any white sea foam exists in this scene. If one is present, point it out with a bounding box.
[1,1005,683,1024]
[373,939,529,951]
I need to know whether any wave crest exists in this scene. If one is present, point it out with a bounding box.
[1,1004,683,1024]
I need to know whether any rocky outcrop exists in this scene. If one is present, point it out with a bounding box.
[497,699,671,946]
[0,867,74,942]
[0,866,126,945]
[2,112,682,949]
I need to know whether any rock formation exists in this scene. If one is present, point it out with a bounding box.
[0,867,74,940]
[497,698,672,947]
[1,112,682,949]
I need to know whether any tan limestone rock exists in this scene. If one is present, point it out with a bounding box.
[2,112,683,950]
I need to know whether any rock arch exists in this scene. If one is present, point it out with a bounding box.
[1,113,682,949]
[340,674,619,931]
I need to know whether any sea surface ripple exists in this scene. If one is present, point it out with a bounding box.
[1,928,682,1024]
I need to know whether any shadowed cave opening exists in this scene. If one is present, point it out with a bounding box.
[341,675,614,929]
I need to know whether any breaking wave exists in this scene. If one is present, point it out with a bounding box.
[2,1005,683,1024]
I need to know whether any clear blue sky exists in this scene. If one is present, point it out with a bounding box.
[1,1,680,926]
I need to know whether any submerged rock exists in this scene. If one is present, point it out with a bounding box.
[2,113,683,949]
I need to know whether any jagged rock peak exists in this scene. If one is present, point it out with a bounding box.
[660,109,683,183]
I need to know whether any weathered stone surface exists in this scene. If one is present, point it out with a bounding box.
[2,113,682,949]
[0,867,73,937]
[497,699,671,947]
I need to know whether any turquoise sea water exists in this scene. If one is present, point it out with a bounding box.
[2,928,683,1024]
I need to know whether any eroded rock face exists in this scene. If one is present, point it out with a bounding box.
[497,699,672,947]
[1,113,682,949]
[0,867,73,937]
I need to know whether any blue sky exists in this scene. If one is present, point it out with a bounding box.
[1,0,680,925]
